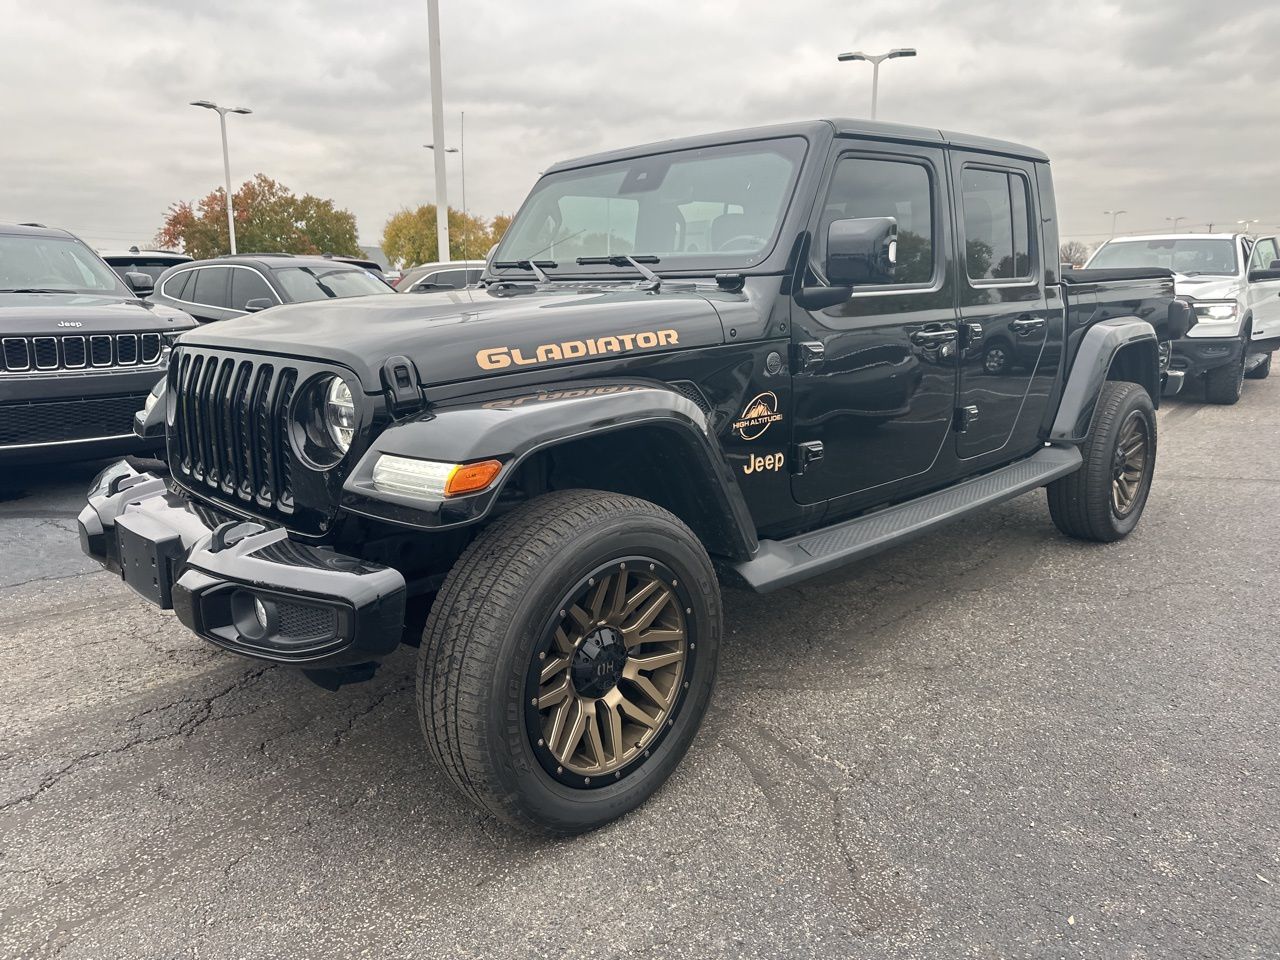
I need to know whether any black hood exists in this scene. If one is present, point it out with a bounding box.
[0,292,196,336]
[178,286,730,391]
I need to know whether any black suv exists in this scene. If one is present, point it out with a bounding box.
[148,253,394,324]
[80,119,1190,834]
[0,223,196,463]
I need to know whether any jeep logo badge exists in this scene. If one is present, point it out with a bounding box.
[57,321,83,328]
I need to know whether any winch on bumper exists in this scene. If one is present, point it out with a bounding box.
[78,460,406,666]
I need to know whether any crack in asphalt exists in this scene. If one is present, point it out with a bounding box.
[3,569,102,591]
[0,666,272,812]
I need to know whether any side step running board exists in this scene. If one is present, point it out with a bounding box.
[733,445,1083,593]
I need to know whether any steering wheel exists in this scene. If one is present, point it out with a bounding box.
[717,234,766,252]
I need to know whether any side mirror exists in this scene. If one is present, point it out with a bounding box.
[244,298,274,313]
[1247,267,1280,283]
[826,217,897,286]
[1167,298,1195,340]
[124,271,154,295]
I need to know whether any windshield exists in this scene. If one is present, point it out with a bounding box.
[273,266,392,302]
[492,137,807,272]
[1089,238,1238,276]
[0,234,129,294]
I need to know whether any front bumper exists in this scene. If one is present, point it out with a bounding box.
[78,460,406,666]
[1169,336,1243,380]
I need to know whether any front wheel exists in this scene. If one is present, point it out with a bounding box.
[1204,346,1246,403]
[1047,381,1156,542]
[418,489,721,834]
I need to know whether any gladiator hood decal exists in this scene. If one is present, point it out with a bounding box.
[178,287,726,391]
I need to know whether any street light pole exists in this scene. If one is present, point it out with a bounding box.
[1166,216,1185,232]
[190,100,252,255]
[427,0,450,263]
[424,138,461,258]
[836,48,916,120]
[1104,209,1126,239]
[1238,219,1259,234]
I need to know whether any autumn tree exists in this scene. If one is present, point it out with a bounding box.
[1059,240,1092,268]
[157,174,361,260]
[489,213,513,244]
[381,205,504,267]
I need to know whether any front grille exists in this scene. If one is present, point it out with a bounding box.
[0,393,148,447]
[172,349,297,515]
[0,333,163,373]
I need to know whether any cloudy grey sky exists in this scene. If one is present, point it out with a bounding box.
[1,0,1276,253]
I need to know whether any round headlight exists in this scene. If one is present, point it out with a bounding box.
[324,377,355,453]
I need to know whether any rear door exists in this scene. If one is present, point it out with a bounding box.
[950,153,1054,462]
[790,141,960,508]
[184,266,235,323]
[1245,236,1280,344]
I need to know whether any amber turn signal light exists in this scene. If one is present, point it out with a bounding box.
[444,459,503,497]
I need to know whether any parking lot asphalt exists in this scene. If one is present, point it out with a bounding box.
[2,376,1278,960]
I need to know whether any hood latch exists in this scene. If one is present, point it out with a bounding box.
[381,355,425,419]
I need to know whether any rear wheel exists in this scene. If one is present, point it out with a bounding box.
[418,489,721,835]
[1204,345,1246,403]
[1047,381,1156,543]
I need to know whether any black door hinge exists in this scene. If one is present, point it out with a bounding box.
[793,440,824,475]
[954,404,980,432]
[791,341,825,373]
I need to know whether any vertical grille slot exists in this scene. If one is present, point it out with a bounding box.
[229,361,254,500]
[141,333,162,364]
[33,337,59,369]
[62,336,87,368]
[3,338,30,371]
[116,334,139,365]
[90,335,113,367]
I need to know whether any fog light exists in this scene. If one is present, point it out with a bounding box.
[253,596,269,630]
[231,589,275,641]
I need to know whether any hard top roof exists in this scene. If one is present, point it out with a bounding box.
[546,118,1048,174]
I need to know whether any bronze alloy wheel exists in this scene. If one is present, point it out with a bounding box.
[525,557,694,789]
[1111,409,1150,516]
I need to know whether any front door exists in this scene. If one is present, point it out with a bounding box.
[1245,236,1280,344]
[790,141,960,508]
[950,155,1052,461]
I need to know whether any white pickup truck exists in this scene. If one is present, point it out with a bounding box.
[1085,233,1280,403]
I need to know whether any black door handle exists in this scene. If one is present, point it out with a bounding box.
[910,328,959,346]
[1010,316,1045,336]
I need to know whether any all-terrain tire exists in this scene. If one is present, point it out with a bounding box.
[418,489,721,835]
[1245,351,1271,380]
[1047,381,1156,543]
[1204,346,1246,403]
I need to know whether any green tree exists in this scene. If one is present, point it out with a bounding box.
[381,205,500,267]
[157,174,361,259]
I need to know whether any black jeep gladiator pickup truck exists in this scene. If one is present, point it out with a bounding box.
[79,119,1190,834]
[1,223,196,464]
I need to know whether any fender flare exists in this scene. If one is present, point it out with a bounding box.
[340,378,758,558]
[1049,317,1159,443]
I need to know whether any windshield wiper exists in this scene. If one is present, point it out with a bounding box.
[492,259,556,282]
[575,255,662,291]
[0,287,66,294]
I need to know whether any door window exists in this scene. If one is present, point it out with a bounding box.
[817,156,935,285]
[190,267,229,307]
[1249,238,1278,272]
[961,168,1034,282]
[162,270,194,300]
[229,267,276,310]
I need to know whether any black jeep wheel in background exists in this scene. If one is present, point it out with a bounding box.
[418,489,721,835]
[1203,346,1246,404]
[1047,380,1156,543]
